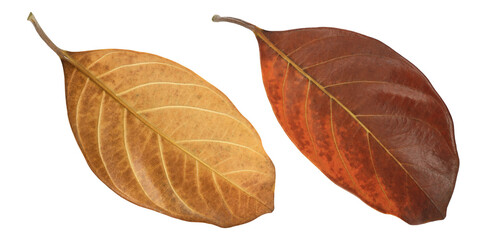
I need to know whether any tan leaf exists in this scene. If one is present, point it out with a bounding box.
[29,13,275,227]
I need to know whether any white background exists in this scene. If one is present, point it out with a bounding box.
[1,0,479,239]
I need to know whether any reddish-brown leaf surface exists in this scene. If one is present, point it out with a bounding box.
[29,13,275,227]
[214,16,459,224]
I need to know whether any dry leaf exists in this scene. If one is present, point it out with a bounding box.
[213,15,459,224]
[29,13,275,227]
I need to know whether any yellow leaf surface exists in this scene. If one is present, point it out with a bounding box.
[29,13,275,227]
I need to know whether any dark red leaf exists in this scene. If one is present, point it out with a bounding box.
[214,15,459,224]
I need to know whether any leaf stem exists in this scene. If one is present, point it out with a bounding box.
[27,12,69,60]
[212,15,259,32]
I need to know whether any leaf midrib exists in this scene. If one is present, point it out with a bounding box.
[254,30,444,216]
[62,51,272,211]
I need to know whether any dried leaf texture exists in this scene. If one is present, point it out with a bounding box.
[257,28,459,224]
[62,49,275,227]
[213,16,459,224]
